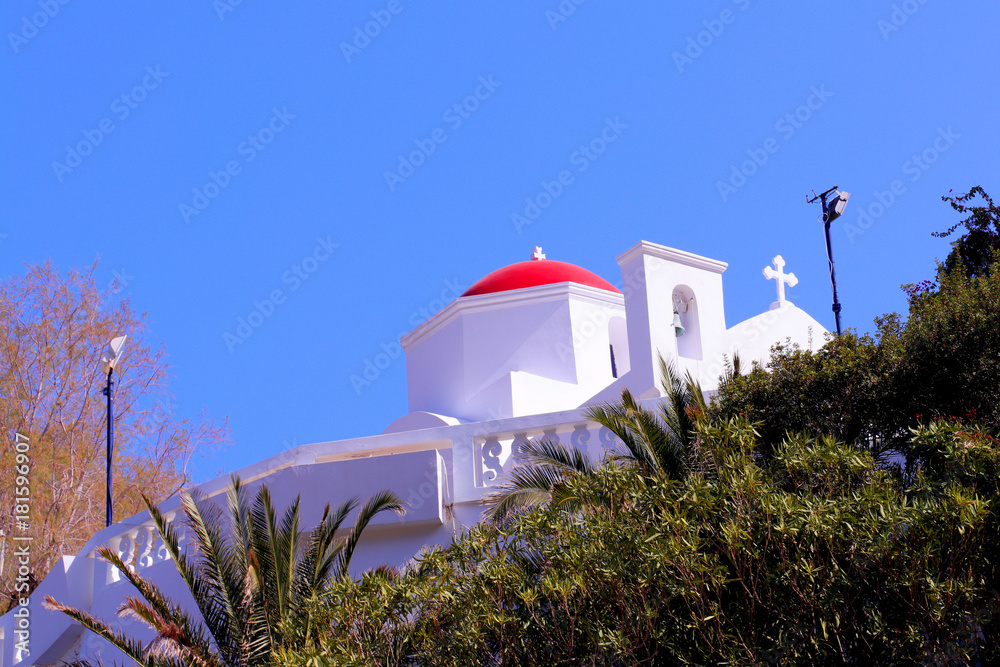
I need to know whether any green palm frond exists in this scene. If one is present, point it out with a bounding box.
[117,596,218,667]
[337,489,405,578]
[274,496,301,617]
[95,545,216,658]
[144,498,220,628]
[180,491,248,661]
[521,437,596,475]
[249,485,300,626]
[486,462,574,521]
[50,477,405,667]
[586,395,661,472]
[226,476,253,585]
[484,439,598,521]
[722,351,744,383]
[298,498,357,594]
[223,478,276,665]
[45,595,200,667]
[657,355,697,443]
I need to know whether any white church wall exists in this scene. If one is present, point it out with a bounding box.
[403,283,624,422]
[2,240,835,666]
[608,315,630,376]
[461,295,577,388]
[232,450,447,530]
[3,556,90,667]
[404,314,465,417]
[615,241,729,398]
[383,411,461,434]
[565,294,627,388]
[725,303,826,367]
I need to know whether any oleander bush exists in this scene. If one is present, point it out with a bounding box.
[273,419,1000,666]
[271,189,1000,666]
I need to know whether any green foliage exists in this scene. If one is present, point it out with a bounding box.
[899,261,1000,434]
[932,185,1000,280]
[275,421,1000,666]
[485,359,708,522]
[712,324,908,462]
[713,259,1000,469]
[45,478,402,666]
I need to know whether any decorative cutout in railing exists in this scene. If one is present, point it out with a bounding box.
[96,512,184,581]
[475,421,620,488]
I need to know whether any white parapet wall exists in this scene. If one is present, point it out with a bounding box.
[2,240,829,665]
[1,407,632,666]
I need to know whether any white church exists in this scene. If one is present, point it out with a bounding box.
[2,240,826,666]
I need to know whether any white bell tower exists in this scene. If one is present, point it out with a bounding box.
[615,241,728,397]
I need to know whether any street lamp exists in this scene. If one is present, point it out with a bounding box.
[808,187,850,335]
[100,335,127,527]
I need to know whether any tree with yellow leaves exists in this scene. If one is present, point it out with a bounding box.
[0,261,229,607]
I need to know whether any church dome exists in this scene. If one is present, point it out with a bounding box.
[462,247,621,297]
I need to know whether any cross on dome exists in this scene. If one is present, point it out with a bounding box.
[763,255,798,308]
[531,246,546,261]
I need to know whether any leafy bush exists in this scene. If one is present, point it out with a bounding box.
[712,256,1000,473]
[274,420,1000,666]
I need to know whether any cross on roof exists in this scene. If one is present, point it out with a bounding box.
[531,246,546,261]
[763,255,798,308]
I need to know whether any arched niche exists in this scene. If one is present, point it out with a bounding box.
[672,285,702,360]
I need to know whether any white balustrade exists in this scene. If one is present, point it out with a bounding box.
[474,420,620,488]
[94,511,181,581]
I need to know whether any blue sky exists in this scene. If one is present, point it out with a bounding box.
[3,1,997,479]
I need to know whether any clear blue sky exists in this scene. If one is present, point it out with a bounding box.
[3,1,997,480]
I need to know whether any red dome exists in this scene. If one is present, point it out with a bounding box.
[462,259,621,297]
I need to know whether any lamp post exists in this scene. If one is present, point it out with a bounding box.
[100,335,127,527]
[808,187,850,335]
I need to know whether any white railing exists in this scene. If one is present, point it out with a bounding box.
[89,510,183,580]
[473,421,620,488]
[3,407,631,667]
[85,415,622,576]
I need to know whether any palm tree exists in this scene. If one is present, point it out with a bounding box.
[485,357,714,521]
[45,476,403,667]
